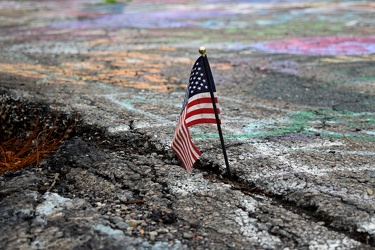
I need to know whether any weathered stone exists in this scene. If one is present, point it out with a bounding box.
[149,231,158,241]
[182,232,193,239]
[126,219,138,228]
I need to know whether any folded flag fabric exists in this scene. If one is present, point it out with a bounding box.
[171,56,220,172]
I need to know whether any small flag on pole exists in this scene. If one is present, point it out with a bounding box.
[171,55,220,173]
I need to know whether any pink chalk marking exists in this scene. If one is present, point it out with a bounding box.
[259,66,267,71]
[253,37,375,56]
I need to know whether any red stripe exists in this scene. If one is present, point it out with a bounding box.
[187,97,218,109]
[176,123,195,167]
[171,110,202,172]
[172,117,193,168]
[172,129,191,169]
[173,129,201,172]
[173,136,192,170]
[180,121,201,170]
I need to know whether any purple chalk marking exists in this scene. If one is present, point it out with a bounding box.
[252,36,375,56]
[49,8,236,29]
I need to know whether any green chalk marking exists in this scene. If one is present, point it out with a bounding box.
[193,110,375,142]
[246,22,345,38]
[225,27,238,33]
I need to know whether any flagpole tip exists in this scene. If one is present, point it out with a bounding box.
[199,46,206,56]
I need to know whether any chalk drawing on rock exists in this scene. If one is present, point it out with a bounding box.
[253,36,375,56]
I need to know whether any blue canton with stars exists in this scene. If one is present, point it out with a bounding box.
[181,56,216,113]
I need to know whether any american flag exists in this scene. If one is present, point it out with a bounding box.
[171,56,220,172]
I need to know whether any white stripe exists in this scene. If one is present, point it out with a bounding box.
[188,92,217,103]
[186,113,217,124]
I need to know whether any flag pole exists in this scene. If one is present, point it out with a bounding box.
[199,47,232,181]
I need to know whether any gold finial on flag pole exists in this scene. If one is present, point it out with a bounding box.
[199,46,206,57]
